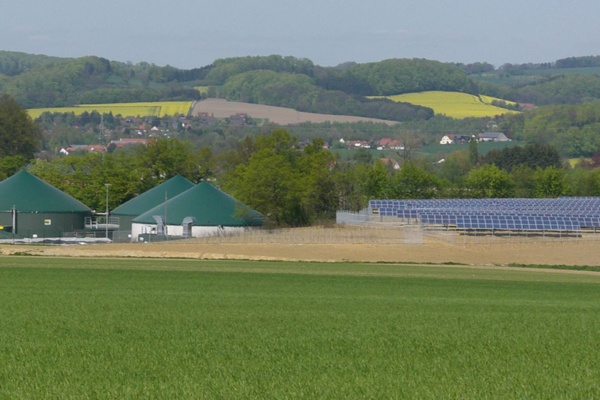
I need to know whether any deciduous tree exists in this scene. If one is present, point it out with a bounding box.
[0,94,42,160]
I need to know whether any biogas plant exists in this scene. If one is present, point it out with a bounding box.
[0,172,262,244]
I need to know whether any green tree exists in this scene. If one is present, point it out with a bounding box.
[533,167,567,198]
[135,138,200,189]
[438,150,473,184]
[28,151,141,211]
[197,146,215,180]
[300,139,338,220]
[363,161,391,199]
[509,165,535,197]
[469,137,479,165]
[0,155,28,181]
[391,162,440,199]
[466,164,515,198]
[353,148,373,164]
[0,94,42,159]
[227,148,305,226]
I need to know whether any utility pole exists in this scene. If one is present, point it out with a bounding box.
[105,184,111,239]
[164,191,168,238]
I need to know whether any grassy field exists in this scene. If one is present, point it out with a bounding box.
[418,140,522,156]
[369,91,520,119]
[194,86,210,94]
[27,101,194,119]
[1,257,600,399]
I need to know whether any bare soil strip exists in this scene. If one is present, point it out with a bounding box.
[1,238,600,272]
[193,99,399,125]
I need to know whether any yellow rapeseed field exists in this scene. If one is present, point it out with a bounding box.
[28,101,194,119]
[369,91,519,119]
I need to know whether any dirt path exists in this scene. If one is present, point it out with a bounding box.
[1,239,599,268]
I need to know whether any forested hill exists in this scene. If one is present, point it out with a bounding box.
[0,52,437,122]
[0,51,62,76]
[0,52,206,109]
[5,51,600,120]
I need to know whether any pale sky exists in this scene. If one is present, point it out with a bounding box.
[2,0,600,69]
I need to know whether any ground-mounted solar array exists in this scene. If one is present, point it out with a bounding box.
[369,197,600,234]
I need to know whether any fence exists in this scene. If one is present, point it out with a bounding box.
[140,225,417,245]
[336,208,600,246]
[422,225,600,245]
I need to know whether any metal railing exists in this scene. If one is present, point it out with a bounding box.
[84,216,120,230]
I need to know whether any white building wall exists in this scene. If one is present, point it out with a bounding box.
[131,223,255,242]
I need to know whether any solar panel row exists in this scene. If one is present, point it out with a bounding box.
[420,214,581,231]
[369,197,600,232]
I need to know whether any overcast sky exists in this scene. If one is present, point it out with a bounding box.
[2,0,600,69]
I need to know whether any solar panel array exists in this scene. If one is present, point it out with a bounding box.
[369,197,600,232]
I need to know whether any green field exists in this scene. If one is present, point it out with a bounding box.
[27,101,194,119]
[194,85,210,94]
[369,91,520,119]
[418,140,522,157]
[1,257,600,399]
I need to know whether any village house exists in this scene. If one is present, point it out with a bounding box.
[379,138,392,147]
[388,140,403,150]
[440,134,471,145]
[346,140,370,149]
[60,144,107,155]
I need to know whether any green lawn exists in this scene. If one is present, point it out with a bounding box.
[1,257,600,399]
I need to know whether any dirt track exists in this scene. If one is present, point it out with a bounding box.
[2,238,599,267]
[193,99,399,125]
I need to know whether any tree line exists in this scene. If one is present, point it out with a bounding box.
[4,116,600,226]
[221,70,434,122]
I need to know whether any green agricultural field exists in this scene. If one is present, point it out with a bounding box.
[370,91,519,119]
[194,85,210,94]
[27,101,194,119]
[419,140,523,157]
[1,257,600,399]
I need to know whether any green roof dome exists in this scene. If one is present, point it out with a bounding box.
[133,182,263,226]
[112,175,195,216]
[0,170,90,213]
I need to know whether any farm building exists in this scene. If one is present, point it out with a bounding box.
[440,134,471,145]
[0,170,91,238]
[478,132,510,142]
[110,175,195,232]
[131,182,263,241]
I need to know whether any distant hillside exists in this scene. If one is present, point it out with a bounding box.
[6,51,600,120]
[0,51,61,76]
[220,69,433,122]
[475,74,600,105]
[314,58,476,96]
[0,52,203,108]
